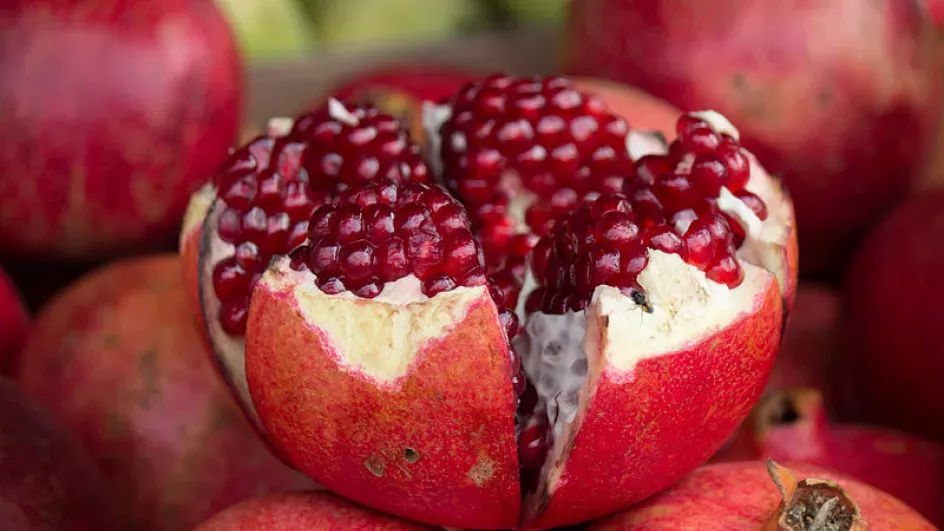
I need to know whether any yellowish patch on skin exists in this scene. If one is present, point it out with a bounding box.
[467,455,496,487]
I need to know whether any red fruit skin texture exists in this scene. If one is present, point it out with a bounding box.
[715,390,944,527]
[0,0,242,259]
[565,0,944,275]
[588,461,936,531]
[14,255,313,531]
[765,284,839,394]
[193,491,437,531]
[0,377,122,531]
[0,267,29,375]
[526,279,782,529]
[840,190,944,443]
[245,278,521,530]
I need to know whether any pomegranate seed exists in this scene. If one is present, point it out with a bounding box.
[718,144,750,191]
[706,254,744,287]
[689,156,727,196]
[517,420,550,470]
[736,191,768,220]
[213,258,249,301]
[219,297,250,336]
[683,219,715,270]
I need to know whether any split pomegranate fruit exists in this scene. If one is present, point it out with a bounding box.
[714,388,944,527]
[590,460,936,530]
[180,74,797,529]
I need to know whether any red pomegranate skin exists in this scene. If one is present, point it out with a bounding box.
[714,390,944,527]
[0,267,29,375]
[765,284,838,394]
[0,0,242,259]
[589,461,936,530]
[840,190,944,443]
[193,491,437,531]
[527,281,782,529]
[246,285,522,529]
[14,255,313,531]
[0,377,122,531]
[565,0,944,275]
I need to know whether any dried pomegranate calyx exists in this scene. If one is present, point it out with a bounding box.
[765,460,866,531]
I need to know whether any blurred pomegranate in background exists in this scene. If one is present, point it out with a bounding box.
[839,190,944,443]
[714,389,944,527]
[589,460,936,530]
[565,0,944,276]
[0,0,242,260]
[14,255,314,531]
[193,491,437,531]
[0,266,28,375]
[0,377,122,531]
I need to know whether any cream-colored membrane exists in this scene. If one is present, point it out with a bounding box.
[262,257,492,382]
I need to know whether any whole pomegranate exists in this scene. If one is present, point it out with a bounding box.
[840,189,944,442]
[14,255,314,531]
[714,389,944,527]
[180,75,797,529]
[565,0,943,275]
[193,491,436,531]
[589,460,935,530]
[0,377,121,531]
[765,284,839,394]
[0,266,28,375]
[0,0,242,259]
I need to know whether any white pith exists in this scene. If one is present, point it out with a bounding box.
[424,101,791,500]
[328,98,360,126]
[260,256,493,383]
[266,117,295,137]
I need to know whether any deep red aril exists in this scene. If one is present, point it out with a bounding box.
[713,389,944,527]
[0,267,29,376]
[840,190,944,443]
[0,0,241,259]
[589,460,936,530]
[566,0,943,276]
[0,377,122,531]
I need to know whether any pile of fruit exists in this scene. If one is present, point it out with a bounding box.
[1,1,943,530]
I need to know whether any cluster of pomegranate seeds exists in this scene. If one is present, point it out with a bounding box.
[291,101,430,189]
[524,113,770,314]
[437,74,636,258]
[210,101,431,336]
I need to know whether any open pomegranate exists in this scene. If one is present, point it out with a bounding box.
[181,74,797,529]
[714,388,944,527]
[589,460,936,530]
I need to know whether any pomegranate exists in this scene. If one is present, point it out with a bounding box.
[193,491,436,530]
[182,75,797,529]
[0,266,28,375]
[0,0,242,259]
[765,284,839,394]
[565,0,944,275]
[0,377,121,531]
[14,255,314,531]
[840,189,944,442]
[589,460,935,530]
[714,389,944,527]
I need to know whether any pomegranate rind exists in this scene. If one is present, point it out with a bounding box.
[244,265,522,529]
[524,273,782,529]
[180,184,214,346]
[587,461,936,531]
